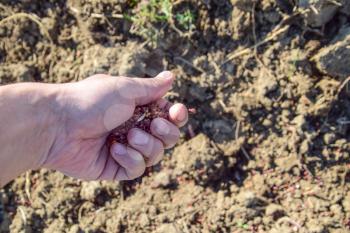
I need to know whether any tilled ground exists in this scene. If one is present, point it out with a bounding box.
[1,0,350,232]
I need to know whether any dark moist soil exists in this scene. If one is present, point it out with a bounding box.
[1,0,350,232]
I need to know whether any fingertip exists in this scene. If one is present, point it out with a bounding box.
[155,71,175,91]
[134,71,175,105]
[169,103,188,127]
[156,71,175,82]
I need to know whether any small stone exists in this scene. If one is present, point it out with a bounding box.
[323,133,336,144]
[282,110,290,117]
[80,181,102,201]
[0,27,6,36]
[262,119,272,127]
[281,101,291,109]
[216,191,225,209]
[275,154,299,172]
[342,195,350,211]
[252,174,267,196]
[151,171,172,188]
[313,26,350,79]
[139,213,150,227]
[330,204,342,217]
[148,206,158,215]
[300,140,310,154]
[307,219,325,233]
[155,224,178,233]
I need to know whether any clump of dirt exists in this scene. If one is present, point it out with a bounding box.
[172,133,235,185]
[107,102,168,145]
[1,0,350,232]
[313,26,350,79]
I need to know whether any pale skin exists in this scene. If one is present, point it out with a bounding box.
[0,71,188,187]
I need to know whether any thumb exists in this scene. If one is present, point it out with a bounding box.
[122,71,174,105]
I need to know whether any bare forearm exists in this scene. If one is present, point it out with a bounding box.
[0,83,61,187]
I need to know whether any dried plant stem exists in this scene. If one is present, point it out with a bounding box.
[25,172,31,201]
[222,26,289,65]
[174,56,205,73]
[222,9,309,66]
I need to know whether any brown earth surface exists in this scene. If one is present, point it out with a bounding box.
[1,0,350,232]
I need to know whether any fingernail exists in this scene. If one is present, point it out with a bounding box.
[155,119,170,135]
[176,111,186,122]
[128,149,145,162]
[133,130,149,145]
[158,71,173,80]
[170,104,187,122]
[114,144,127,155]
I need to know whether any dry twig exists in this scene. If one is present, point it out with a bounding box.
[25,172,31,201]
[174,56,205,73]
[222,9,309,66]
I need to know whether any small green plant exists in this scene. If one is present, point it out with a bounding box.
[126,0,195,42]
[176,9,195,30]
[236,221,249,230]
[126,0,172,41]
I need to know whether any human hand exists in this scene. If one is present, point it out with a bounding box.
[42,71,188,181]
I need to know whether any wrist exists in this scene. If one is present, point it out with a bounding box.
[0,83,65,186]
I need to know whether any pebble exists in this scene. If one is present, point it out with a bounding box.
[330,204,342,217]
[262,118,272,127]
[313,26,350,79]
[216,191,225,209]
[342,196,350,212]
[323,133,336,144]
[80,181,102,201]
[148,206,158,215]
[155,224,178,233]
[0,27,6,36]
[139,213,150,227]
[151,171,172,188]
[281,101,291,109]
